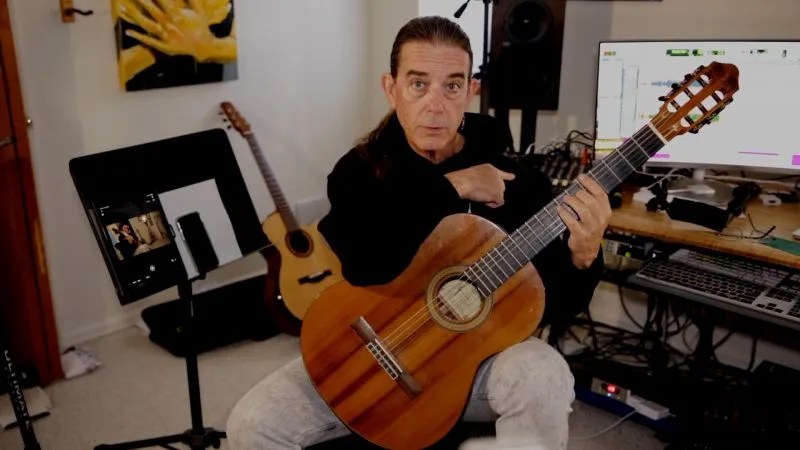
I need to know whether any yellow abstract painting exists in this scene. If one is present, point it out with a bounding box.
[112,0,237,92]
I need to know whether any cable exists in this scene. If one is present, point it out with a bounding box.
[746,335,758,372]
[571,410,637,440]
[618,284,644,329]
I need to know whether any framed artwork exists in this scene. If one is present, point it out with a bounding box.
[112,0,238,92]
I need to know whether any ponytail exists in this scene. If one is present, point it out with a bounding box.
[355,110,395,179]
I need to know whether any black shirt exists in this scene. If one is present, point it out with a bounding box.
[318,112,603,327]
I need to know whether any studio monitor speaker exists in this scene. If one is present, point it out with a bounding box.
[489,0,566,111]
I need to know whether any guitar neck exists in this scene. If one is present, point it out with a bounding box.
[244,133,300,231]
[466,122,667,295]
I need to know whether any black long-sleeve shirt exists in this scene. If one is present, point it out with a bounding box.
[318,112,602,327]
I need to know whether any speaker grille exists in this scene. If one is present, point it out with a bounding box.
[489,0,566,111]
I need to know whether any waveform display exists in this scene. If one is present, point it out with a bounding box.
[666,49,690,56]
[649,80,703,88]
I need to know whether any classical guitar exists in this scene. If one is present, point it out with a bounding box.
[220,101,343,336]
[300,62,740,449]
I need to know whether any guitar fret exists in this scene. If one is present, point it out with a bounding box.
[523,221,547,249]
[599,159,622,182]
[495,247,517,277]
[486,250,513,280]
[629,133,654,160]
[465,267,491,298]
[476,258,502,289]
[499,241,524,267]
[615,151,637,171]
[534,211,560,241]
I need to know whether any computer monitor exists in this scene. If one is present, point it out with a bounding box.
[594,40,800,203]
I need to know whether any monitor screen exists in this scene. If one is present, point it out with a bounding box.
[594,40,800,173]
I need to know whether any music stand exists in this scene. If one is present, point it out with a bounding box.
[69,129,270,450]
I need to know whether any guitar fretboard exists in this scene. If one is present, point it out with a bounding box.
[465,123,667,297]
[245,133,300,232]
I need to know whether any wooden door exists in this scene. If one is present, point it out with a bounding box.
[0,0,63,384]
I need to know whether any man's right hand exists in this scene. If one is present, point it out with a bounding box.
[445,164,516,208]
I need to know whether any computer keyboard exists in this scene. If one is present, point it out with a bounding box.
[631,249,800,329]
[669,248,790,287]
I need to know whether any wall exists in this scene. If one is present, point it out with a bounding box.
[9,0,369,347]
[365,0,418,126]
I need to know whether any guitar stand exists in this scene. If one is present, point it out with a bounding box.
[95,278,225,450]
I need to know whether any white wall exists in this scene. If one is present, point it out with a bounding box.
[365,0,418,127]
[9,0,369,347]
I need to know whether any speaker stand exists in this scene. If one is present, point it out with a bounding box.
[95,278,225,450]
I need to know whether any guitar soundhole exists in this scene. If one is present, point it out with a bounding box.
[286,229,313,256]
[427,267,493,332]
[437,279,482,322]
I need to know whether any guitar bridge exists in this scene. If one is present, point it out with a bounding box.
[351,317,422,399]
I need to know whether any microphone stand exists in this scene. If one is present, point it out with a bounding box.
[454,0,495,116]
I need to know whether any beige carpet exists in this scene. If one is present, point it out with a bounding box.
[0,326,664,449]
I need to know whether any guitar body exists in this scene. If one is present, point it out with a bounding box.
[220,101,345,334]
[262,211,344,321]
[301,214,545,450]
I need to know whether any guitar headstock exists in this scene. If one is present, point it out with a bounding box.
[220,101,252,136]
[652,61,740,141]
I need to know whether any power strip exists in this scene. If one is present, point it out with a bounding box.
[625,395,670,421]
[590,377,670,421]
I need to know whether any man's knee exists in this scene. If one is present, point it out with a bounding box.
[489,338,575,411]
[226,388,277,450]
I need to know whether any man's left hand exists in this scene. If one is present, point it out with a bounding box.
[556,174,612,269]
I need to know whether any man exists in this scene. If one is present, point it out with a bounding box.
[227,16,610,450]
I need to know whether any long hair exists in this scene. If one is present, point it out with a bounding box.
[357,16,473,178]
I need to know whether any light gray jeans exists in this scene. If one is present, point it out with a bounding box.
[226,337,575,449]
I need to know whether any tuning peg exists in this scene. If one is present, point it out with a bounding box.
[658,95,669,101]
[671,83,680,90]
[689,129,699,134]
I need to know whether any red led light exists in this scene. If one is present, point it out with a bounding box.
[605,384,618,394]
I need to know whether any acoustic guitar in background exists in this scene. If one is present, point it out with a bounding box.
[220,101,343,336]
[300,62,740,449]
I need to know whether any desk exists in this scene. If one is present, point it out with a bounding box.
[604,191,800,372]
[584,195,800,447]
[609,193,800,269]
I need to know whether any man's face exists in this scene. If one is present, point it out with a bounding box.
[382,42,478,156]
